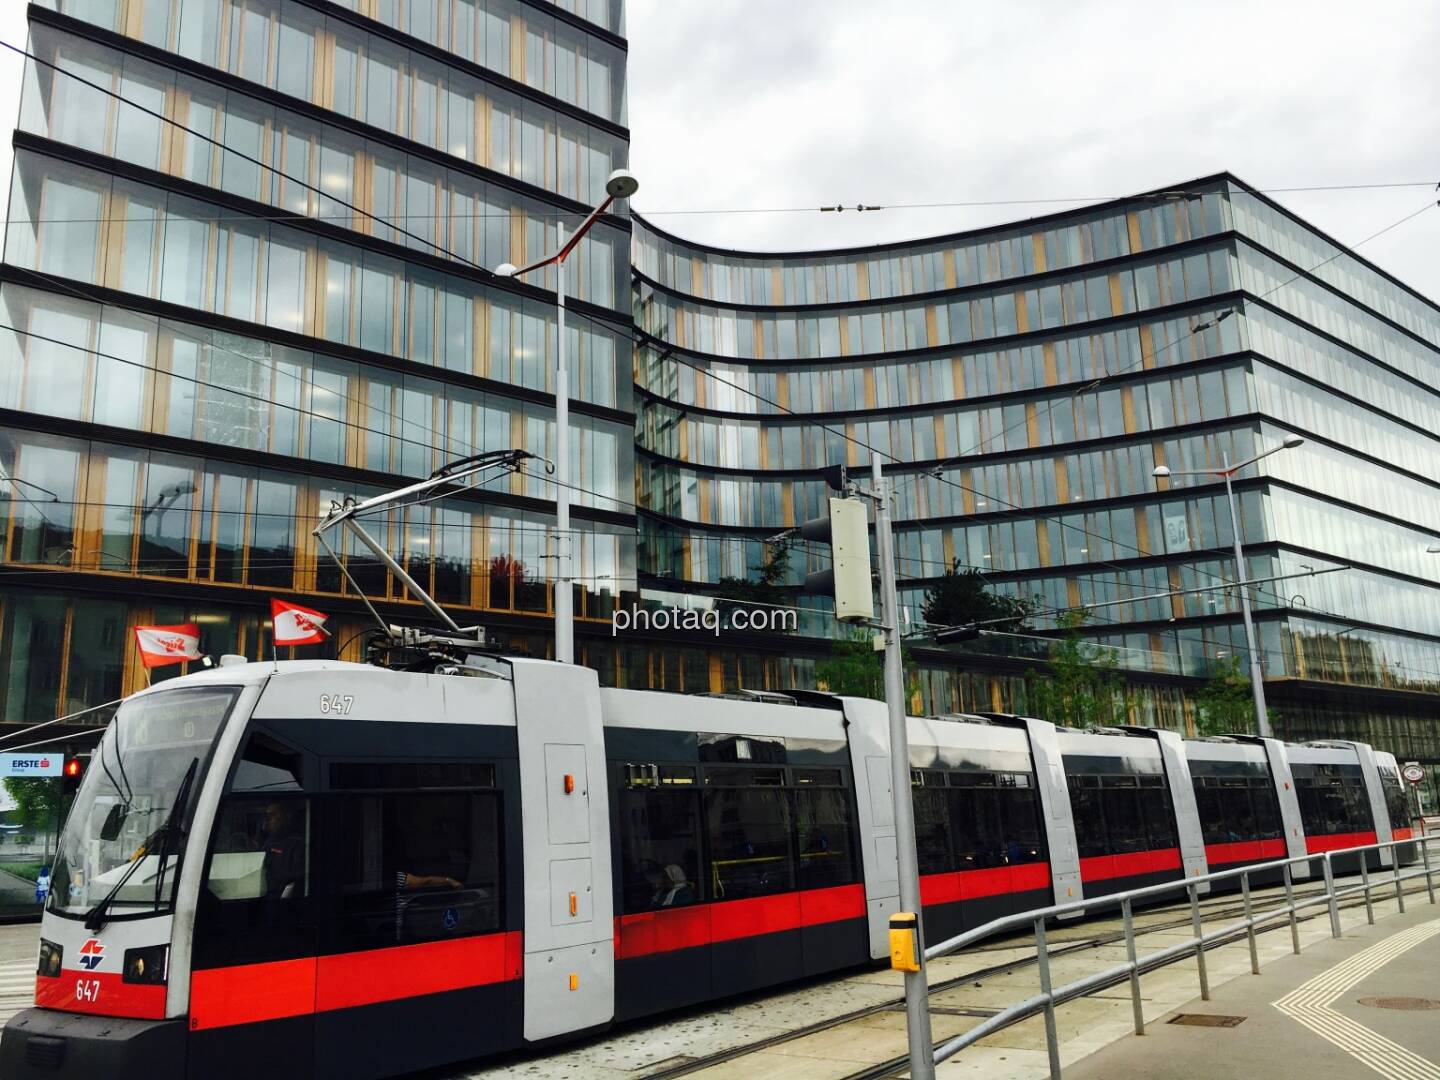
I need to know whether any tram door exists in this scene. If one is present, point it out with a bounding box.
[187,728,319,1079]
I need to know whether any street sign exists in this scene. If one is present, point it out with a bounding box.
[1402,762,1426,785]
[0,753,64,778]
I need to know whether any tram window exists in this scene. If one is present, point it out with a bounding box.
[1250,779,1282,838]
[1137,777,1176,849]
[1340,779,1370,829]
[1100,777,1145,852]
[1193,779,1226,845]
[704,766,785,787]
[194,795,311,968]
[949,775,1005,869]
[1315,780,1349,834]
[1068,776,1108,858]
[794,768,843,786]
[1295,779,1324,834]
[330,762,496,790]
[699,733,785,764]
[998,775,1045,864]
[1381,775,1409,831]
[704,786,794,899]
[231,731,303,792]
[1217,778,1257,841]
[912,786,953,874]
[617,780,703,913]
[331,791,501,950]
[794,786,857,890]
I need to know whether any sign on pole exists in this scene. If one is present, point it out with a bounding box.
[0,753,64,778]
[1402,761,1426,785]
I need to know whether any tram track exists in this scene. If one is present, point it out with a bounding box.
[640,875,1424,1080]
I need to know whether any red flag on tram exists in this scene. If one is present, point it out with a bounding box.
[270,598,330,646]
[133,624,203,668]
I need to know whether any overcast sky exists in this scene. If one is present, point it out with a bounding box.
[0,3,1435,300]
[626,0,1440,302]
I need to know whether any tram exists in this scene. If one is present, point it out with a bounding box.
[0,653,1416,1080]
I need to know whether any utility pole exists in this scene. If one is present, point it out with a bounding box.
[871,454,936,1080]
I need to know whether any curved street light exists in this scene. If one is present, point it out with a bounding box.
[494,170,638,664]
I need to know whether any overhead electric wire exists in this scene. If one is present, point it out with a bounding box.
[637,180,1440,217]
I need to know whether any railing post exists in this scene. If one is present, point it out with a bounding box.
[1188,881,1209,1001]
[1122,897,1144,1035]
[1034,917,1062,1080]
[1283,862,1301,955]
[1241,873,1259,974]
[1423,836,1436,906]
[1360,854,1374,925]
[1323,855,1341,939]
[1393,845,1406,914]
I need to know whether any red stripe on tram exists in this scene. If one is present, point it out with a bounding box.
[189,931,523,1031]
[1080,847,1181,882]
[34,970,168,1020]
[190,957,317,1030]
[1305,830,1378,854]
[1392,827,1414,841]
[315,931,523,1011]
[919,862,1053,908]
[1204,839,1288,866]
[615,883,865,960]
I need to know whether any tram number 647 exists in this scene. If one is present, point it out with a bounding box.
[318,694,355,715]
[75,979,100,1004]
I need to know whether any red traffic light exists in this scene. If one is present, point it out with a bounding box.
[63,758,82,778]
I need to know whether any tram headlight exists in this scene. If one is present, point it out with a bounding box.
[37,939,62,978]
[122,944,169,985]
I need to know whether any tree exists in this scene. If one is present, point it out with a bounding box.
[815,631,916,701]
[1026,611,1133,728]
[923,560,1034,633]
[1193,655,1272,737]
[2,778,61,835]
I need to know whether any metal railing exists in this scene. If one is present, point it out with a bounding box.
[922,833,1439,1078]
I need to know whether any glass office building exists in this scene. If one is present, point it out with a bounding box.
[1,0,637,721]
[633,187,1440,790]
[3,1,1439,801]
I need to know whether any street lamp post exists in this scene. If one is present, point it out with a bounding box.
[495,169,638,664]
[1152,434,1303,738]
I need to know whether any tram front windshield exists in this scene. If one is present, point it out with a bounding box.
[47,687,240,920]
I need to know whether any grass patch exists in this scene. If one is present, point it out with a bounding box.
[2,862,46,883]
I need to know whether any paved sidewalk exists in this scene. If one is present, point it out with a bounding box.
[1063,902,1440,1080]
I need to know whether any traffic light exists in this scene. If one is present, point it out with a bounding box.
[800,496,875,622]
[61,756,84,795]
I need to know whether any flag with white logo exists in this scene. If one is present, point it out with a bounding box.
[270,598,330,646]
[133,624,203,668]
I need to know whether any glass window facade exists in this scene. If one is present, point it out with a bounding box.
[47,0,629,205]
[20,24,627,310]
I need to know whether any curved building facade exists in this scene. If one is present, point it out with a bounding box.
[632,182,1440,765]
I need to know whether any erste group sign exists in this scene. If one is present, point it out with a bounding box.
[0,753,64,778]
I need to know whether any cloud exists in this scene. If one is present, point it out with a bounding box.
[627,0,1440,300]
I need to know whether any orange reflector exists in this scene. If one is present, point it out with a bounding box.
[564,774,575,794]
[569,892,577,916]
[568,973,578,991]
